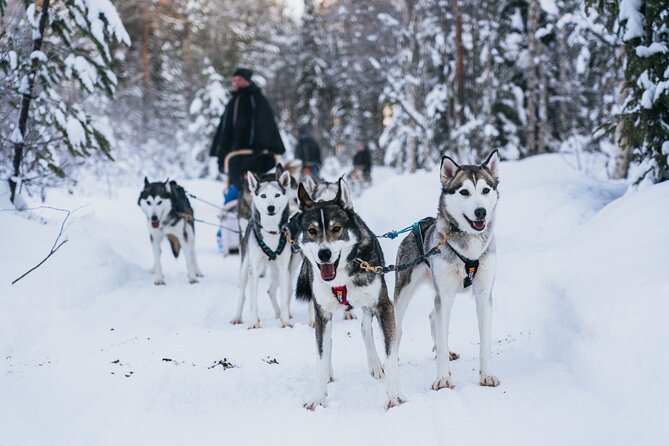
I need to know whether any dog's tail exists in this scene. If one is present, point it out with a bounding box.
[166,234,181,258]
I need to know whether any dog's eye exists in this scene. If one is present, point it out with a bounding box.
[308,228,318,236]
[275,193,280,198]
[459,190,470,196]
[332,225,342,234]
[261,194,266,199]
[156,200,162,205]
[482,188,491,195]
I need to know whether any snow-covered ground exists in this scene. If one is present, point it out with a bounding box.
[1,155,667,445]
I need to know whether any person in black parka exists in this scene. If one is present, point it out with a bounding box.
[294,127,322,179]
[209,68,285,188]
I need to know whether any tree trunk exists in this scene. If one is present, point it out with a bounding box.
[452,0,467,161]
[612,47,631,179]
[9,0,50,204]
[556,25,569,141]
[526,0,539,156]
[538,68,548,153]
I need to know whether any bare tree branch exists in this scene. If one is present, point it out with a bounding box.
[5,204,88,285]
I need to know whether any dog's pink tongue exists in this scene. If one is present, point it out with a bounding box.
[473,220,485,230]
[320,263,336,281]
[151,221,160,228]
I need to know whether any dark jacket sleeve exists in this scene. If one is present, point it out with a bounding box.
[233,93,253,150]
[295,140,305,161]
[250,91,285,154]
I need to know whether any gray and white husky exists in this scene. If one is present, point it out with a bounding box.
[232,169,294,329]
[137,178,203,285]
[394,151,501,390]
[295,179,405,410]
[303,176,357,322]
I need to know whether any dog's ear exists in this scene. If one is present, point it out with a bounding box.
[303,176,316,195]
[248,171,260,194]
[164,179,171,194]
[440,156,459,184]
[298,183,315,210]
[482,150,500,180]
[144,177,149,187]
[278,170,291,190]
[335,177,353,210]
[275,163,284,179]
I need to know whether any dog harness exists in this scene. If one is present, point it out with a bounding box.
[332,286,348,306]
[252,224,287,260]
[450,248,479,288]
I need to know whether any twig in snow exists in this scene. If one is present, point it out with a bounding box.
[9,204,87,285]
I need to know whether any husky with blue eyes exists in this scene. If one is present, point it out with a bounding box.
[232,168,294,329]
[394,151,501,391]
[138,178,203,285]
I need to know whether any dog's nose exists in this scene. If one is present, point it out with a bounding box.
[318,248,332,263]
[151,215,158,221]
[267,205,275,214]
[474,208,487,220]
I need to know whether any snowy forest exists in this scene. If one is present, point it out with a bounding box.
[1,0,668,203]
[2,1,669,444]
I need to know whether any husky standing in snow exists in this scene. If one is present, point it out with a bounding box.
[303,175,357,322]
[137,178,203,285]
[295,179,405,410]
[394,151,501,390]
[232,168,294,329]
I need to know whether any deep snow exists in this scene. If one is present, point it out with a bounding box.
[1,154,667,445]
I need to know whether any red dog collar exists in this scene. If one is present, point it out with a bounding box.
[332,286,348,306]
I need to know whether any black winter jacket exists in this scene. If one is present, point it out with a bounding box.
[209,83,285,161]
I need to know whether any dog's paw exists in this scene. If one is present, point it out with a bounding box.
[196,271,204,278]
[188,277,199,284]
[230,318,243,325]
[480,374,500,387]
[450,351,460,361]
[369,364,385,380]
[432,376,454,391]
[303,398,326,411]
[385,396,407,411]
[280,320,294,328]
[247,321,261,330]
[154,278,166,286]
[343,310,357,320]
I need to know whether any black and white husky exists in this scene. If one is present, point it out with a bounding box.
[394,151,501,390]
[295,179,405,410]
[302,176,357,322]
[137,178,203,285]
[232,169,294,329]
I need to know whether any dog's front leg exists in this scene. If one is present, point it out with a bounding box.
[278,259,293,327]
[376,285,406,410]
[361,307,384,379]
[231,256,249,325]
[474,263,499,387]
[432,287,456,390]
[247,262,261,329]
[151,232,165,285]
[304,305,332,410]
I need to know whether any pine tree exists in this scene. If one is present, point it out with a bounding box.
[0,0,130,203]
[588,0,669,183]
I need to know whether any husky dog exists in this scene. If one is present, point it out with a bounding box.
[296,179,405,410]
[394,151,500,390]
[138,178,203,285]
[303,176,339,201]
[233,169,294,329]
[302,176,357,322]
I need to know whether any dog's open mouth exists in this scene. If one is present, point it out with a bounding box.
[151,221,160,229]
[317,256,340,281]
[464,215,486,231]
